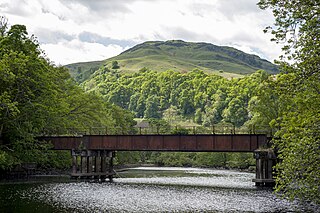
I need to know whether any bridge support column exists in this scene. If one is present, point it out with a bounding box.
[71,149,115,181]
[252,150,277,187]
[108,151,115,182]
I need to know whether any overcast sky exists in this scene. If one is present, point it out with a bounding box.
[0,0,281,65]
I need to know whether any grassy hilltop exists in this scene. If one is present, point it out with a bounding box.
[65,40,278,82]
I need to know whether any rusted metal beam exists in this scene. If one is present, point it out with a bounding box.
[40,134,268,152]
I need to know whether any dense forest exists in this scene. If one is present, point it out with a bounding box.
[0,0,319,205]
[82,67,269,128]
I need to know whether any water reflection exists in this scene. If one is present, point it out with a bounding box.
[1,167,317,212]
[117,167,255,189]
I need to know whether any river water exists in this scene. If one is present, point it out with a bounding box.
[0,167,317,212]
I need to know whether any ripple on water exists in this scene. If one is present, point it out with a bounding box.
[118,167,256,189]
[23,181,310,213]
[117,176,255,189]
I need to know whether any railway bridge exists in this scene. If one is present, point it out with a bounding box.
[41,128,276,186]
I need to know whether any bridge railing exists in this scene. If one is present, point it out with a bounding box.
[42,125,275,137]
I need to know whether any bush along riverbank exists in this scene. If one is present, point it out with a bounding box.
[1,151,255,180]
[115,151,256,171]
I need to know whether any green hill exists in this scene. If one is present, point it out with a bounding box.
[65,40,278,82]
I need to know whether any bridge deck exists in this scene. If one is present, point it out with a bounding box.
[42,134,268,152]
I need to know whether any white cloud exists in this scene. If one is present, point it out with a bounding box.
[0,0,282,65]
[42,39,126,65]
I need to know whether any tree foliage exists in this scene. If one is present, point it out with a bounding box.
[122,151,255,169]
[0,20,136,170]
[258,1,320,204]
[111,60,120,69]
[83,67,270,128]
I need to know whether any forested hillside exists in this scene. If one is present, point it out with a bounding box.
[66,40,278,83]
[82,67,269,128]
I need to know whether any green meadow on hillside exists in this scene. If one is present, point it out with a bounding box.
[66,40,278,83]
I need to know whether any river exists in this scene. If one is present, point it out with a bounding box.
[0,167,317,212]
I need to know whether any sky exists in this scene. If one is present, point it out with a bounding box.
[0,0,282,65]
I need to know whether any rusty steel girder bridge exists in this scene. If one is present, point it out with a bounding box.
[43,134,268,152]
[40,127,276,186]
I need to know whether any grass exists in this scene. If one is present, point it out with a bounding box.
[66,40,278,82]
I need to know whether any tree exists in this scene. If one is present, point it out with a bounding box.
[0,22,127,170]
[178,89,195,115]
[202,105,220,126]
[144,95,161,119]
[258,0,319,78]
[222,97,248,127]
[0,24,68,168]
[107,84,131,109]
[258,0,320,204]
[111,60,120,69]
[108,104,136,134]
[194,108,203,124]
[0,16,8,37]
[147,118,171,134]
[163,105,178,124]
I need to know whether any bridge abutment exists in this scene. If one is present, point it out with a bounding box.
[71,149,115,181]
[253,150,276,186]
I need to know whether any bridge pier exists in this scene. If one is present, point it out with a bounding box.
[71,149,115,181]
[252,150,276,187]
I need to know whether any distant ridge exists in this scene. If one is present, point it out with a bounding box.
[65,40,278,82]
